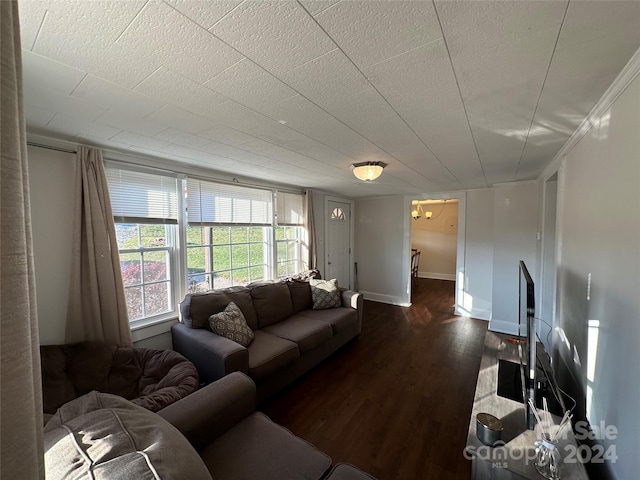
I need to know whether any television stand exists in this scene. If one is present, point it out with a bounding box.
[465,331,587,480]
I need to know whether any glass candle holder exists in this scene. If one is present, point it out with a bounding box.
[534,433,561,480]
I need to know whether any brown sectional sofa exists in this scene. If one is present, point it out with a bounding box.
[44,371,376,479]
[172,277,363,401]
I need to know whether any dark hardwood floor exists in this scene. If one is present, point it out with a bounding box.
[261,278,488,480]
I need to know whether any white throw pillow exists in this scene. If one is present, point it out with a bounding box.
[309,279,341,310]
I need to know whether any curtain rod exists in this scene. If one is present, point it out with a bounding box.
[27,141,76,154]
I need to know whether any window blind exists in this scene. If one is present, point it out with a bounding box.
[276,191,304,226]
[105,166,178,224]
[187,178,273,226]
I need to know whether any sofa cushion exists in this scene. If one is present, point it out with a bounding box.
[182,286,258,330]
[310,278,342,310]
[209,301,255,347]
[247,331,299,381]
[250,281,294,328]
[44,391,212,480]
[298,307,358,335]
[288,279,313,313]
[263,315,333,353]
[201,412,331,480]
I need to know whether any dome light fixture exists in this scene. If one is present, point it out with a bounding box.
[350,161,387,182]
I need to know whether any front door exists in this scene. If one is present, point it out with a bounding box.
[326,200,351,289]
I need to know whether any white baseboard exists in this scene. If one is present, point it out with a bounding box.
[489,319,519,336]
[419,271,456,281]
[358,290,410,307]
[456,307,491,322]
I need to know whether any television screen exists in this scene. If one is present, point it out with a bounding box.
[518,260,537,430]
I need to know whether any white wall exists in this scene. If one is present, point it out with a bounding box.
[28,145,175,348]
[461,189,495,321]
[489,182,540,334]
[410,202,457,280]
[28,146,75,345]
[538,176,558,352]
[553,73,640,480]
[354,196,409,306]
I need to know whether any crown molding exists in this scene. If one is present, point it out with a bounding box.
[539,46,640,182]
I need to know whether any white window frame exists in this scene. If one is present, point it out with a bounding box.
[185,224,272,291]
[116,223,177,324]
[106,162,182,329]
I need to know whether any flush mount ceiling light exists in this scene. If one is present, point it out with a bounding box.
[351,161,387,182]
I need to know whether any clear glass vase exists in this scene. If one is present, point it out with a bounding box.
[534,433,562,480]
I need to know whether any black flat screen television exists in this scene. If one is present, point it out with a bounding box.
[518,260,537,430]
[496,261,566,430]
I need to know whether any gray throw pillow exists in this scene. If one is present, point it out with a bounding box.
[209,301,255,347]
[310,279,341,310]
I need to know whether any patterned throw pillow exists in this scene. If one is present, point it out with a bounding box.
[208,302,254,347]
[310,279,341,310]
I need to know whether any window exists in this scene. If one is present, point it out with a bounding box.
[117,224,174,320]
[331,207,346,220]
[275,191,304,278]
[106,165,179,323]
[186,225,269,291]
[186,178,273,291]
[275,225,301,277]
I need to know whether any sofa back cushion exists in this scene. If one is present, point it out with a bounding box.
[40,342,199,415]
[250,281,294,328]
[44,391,212,480]
[181,286,258,330]
[40,342,140,414]
[288,280,313,313]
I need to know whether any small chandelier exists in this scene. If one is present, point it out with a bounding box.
[351,161,387,181]
[411,204,434,220]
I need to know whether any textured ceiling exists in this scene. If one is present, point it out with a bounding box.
[19,0,640,197]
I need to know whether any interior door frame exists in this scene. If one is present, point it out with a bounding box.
[324,196,355,290]
[404,191,466,310]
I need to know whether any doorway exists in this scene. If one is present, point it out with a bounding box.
[408,195,466,308]
[325,198,353,290]
[540,173,558,352]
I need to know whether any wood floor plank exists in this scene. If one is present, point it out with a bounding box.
[261,278,488,480]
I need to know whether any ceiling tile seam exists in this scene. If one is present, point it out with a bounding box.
[206,0,249,31]
[141,118,349,180]
[112,0,152,44]
[512,0,570,181]
[296,0,463,187]
[303,0,340,19]
[103,138,312,184]
[29,9,48,51]
[358,37,444,71]
[44,112,60,128]
[148,0,438,181]
[130,65,164,91]
[68,73,90,97]
[161,0,251,88]
[432,0,488,189]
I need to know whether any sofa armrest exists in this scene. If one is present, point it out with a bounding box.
[157,372,256,451]
[171,323,249,384]
[341,290,363,333]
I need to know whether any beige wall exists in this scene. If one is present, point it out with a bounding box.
[28,145,75,345]
[410,202,458,280]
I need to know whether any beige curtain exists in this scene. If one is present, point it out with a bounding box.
[0,1,45,478]
[65,147,132,346]
[303,189,317,270]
